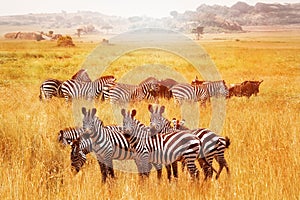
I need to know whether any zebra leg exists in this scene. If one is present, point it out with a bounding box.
[186,160,199,180]
[172,161,178,179]
[165,164,172,181]
[215,157,230,179]
[97,161,107,183]
[181,160,186,172]
[199,158,213,180]
[106,159,115,179]
[152,163,162,179]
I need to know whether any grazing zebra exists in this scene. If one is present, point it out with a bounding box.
[39,79,63,100]
[61,75,116,101]
[58,127,92,172]
[169,83,209,106]
[104,77,159,105]
[149,105,230,180]
[121,108,201,179]
[70,138,88,172]
[191,77,229,98]
[58,125,122,173]
[39,69,91,100]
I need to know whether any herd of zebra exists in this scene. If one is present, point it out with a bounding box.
[39,69,233,105]
[58,105,230,182]
[39,69,262,105]
[38,68,263,182]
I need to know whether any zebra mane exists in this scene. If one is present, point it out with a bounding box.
[96,75,115,81]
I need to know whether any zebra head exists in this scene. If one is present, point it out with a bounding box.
[121,108,137,137]
[148,104,166,135]
[82,107,97,138]
[70,138,87,173]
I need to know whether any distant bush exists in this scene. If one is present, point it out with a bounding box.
[57,35,75,47]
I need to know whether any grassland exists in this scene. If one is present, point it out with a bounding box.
[0,30,299,200]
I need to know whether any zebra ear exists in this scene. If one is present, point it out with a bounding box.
[82,107,87,115]
[131,109,137,117]
[148,104,154,113]
[121,109,126,117]
[91,108,97,117]
[159,106,165,114]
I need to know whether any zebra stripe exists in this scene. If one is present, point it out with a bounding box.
[170,83,209,105]
[121,108,200,179]
[61,75,115,101]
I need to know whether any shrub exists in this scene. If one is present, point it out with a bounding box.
[57,35,75,47]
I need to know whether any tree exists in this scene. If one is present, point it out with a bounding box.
[191,26,204,40]
[170,11,178,18]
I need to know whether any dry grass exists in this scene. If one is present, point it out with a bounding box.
[0,31,299,199]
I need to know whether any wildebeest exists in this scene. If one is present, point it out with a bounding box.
[229,80,263,98]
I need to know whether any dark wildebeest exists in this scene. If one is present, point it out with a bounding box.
[241,80,263,98]
[229,80,263,98]
[153,78,178,101]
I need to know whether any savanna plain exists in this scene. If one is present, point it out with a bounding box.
[0,30,299,199]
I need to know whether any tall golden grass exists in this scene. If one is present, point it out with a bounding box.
[0,31,299,199]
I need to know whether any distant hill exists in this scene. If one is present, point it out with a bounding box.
[1,2,299,35]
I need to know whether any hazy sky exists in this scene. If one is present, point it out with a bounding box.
[0,0,298,17]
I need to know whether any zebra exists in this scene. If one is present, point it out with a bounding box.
[81,107,136,182]
[39,78,63,100]
[169,83,209,106]
[58,125,122,173]
[61,75,116,101]
[70,138,89,172]
[104,77,159,105]
[58,127,92,172]
[39,69,91,100]
[149,105,230,180]
[191,77,229,98]
[121,108,201,179]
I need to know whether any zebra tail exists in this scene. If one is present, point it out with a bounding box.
[225,136,231,148]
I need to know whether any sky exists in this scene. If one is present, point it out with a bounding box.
[0,0,298,18]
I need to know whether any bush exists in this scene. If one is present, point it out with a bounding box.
[57,35,75,47]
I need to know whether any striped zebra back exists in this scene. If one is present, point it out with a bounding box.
[61,75,116,101]
[170,83,208,105]
[39,78,63,100]
[58,127,84,146]
[105,82,140,104]
[202,80,229,98]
